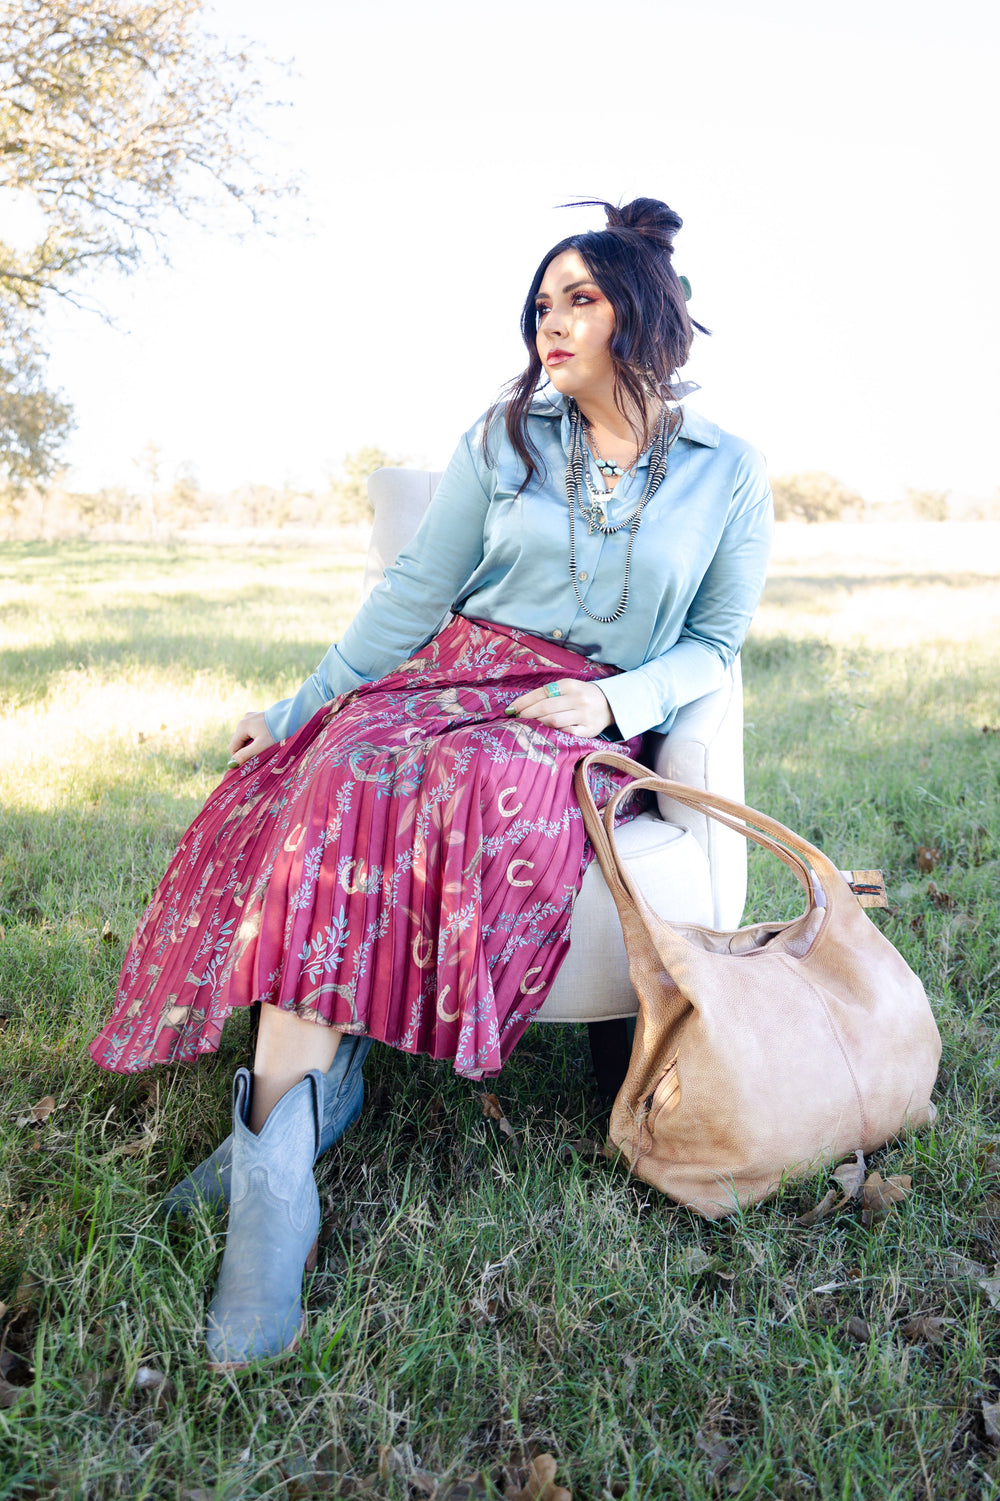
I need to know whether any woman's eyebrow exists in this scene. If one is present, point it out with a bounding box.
[536,279,597,302]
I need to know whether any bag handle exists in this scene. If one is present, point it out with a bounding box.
[601,767,818,901]
[575,749,856,922]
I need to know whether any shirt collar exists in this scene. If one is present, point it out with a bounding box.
[528,383,720,450]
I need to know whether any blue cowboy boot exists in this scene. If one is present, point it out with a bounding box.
[204,1067,322,1369]
[161,1034,373,1217]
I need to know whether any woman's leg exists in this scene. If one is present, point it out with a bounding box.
[249,1007,342,1133]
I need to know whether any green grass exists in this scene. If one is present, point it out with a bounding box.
[1,528,999,1499]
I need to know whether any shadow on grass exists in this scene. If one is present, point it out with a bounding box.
[3,610,332,705]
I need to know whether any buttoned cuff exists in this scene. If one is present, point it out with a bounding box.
[264,645,370,741]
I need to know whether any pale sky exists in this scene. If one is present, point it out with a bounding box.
[27,0,1000,505]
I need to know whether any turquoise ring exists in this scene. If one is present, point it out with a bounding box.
[544,683,562,698]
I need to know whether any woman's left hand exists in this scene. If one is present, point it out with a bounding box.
[506,679,614,739]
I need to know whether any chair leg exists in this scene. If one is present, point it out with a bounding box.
[587,1018,634,1110]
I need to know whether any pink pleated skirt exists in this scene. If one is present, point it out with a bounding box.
[89,616,640,1079]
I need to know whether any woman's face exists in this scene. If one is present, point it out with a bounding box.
[534,249,616,406]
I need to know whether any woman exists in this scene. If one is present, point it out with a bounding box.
[90,197,773,1368]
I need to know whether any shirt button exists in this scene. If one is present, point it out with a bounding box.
[578,571,588,582]
[552,628,564,639]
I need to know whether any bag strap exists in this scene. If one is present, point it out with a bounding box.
[575,749,856,921]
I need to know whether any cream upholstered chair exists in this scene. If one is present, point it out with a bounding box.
[364,468,749,1037]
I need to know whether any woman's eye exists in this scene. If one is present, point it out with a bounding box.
[572,293,595,306]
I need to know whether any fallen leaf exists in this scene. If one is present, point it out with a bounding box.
[15,1094,57,1127]
[439,1475,488,1501]
[559,1138,605,1160]
[137,1076,161,1115]
[0,1350,32,1383]
[0,1377,23,1409]
[695,1428,732,1476]
[480,1092,520,1150]
[796,1150,867,1225]
[101,921,118,944]
[338,1475,382,1500]
[977,1274,1000,1309]
[97,1134,157,1162]
[845,1316,870,1342]
[377,1443,434,1493]
[794,1187,840,1226]
[7,1271,39,1316]
[927,881,953,909]
[977,1141,1000,1176]
[457,1296,503,1327]
[504,1453,571,1501]
[675,1246,713,1276]
[900,1315,948,1344]
[861,1171,911,1226]
[941,1252,987,1280]
[982,1400,1000,1443]
[833,1149,866,1199]
[915,846,939,873]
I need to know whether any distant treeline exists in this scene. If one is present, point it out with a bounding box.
[0,446,403,538]
[2,454,998,538]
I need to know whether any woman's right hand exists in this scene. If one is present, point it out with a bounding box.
[227,710,276,768]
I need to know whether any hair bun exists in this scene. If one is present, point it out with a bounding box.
[607,197,683,250]
[564,197,683,252]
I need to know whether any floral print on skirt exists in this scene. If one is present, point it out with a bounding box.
[89,615,641,1079]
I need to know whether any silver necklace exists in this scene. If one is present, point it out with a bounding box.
[587,427,639,481]
[563,399,676,625]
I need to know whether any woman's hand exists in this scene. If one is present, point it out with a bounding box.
[227,710,276,768]
[506,679,614,739]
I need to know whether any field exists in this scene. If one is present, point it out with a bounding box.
[1,522,999,1499]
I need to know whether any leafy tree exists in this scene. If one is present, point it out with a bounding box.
[327,447,406,525]
[0,0,288,483]
[905,487,950,522]
[68,483,131,529]
[161,464,205,528]
[770,471,865,523]
[0,323,73,485]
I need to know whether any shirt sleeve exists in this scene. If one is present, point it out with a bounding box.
[264,431,495,741]
[599,459,774,740]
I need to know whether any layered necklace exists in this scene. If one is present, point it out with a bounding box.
[563,397,677,624]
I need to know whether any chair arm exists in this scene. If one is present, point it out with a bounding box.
[647,658,747,928]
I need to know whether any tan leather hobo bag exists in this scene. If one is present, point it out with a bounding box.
[575,750,941,1221]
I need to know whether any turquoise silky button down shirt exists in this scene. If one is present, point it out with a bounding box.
[265,387,773,743]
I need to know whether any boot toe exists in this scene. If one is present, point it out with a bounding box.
[205,1302,304,1369]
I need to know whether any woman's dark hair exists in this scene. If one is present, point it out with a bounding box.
[486,197,709,491]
